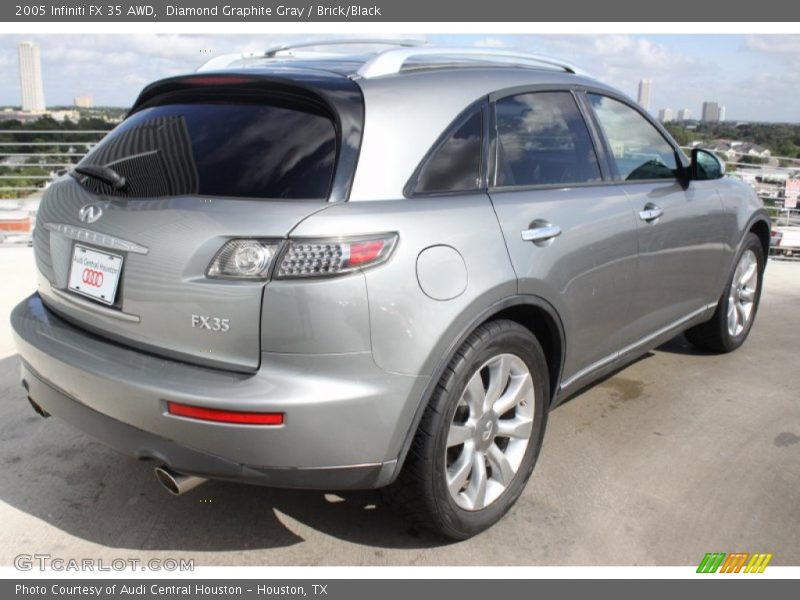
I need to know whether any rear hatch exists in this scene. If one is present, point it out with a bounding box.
[33,72,363,371]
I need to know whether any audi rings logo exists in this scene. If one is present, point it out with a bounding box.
[78,204,103,224]
[82,268,104,288]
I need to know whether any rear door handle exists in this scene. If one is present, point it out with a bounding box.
[521,224,562,243]
[639,204,664,222]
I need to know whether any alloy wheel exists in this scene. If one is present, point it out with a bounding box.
[445,353,535,511]
[727,249,759,337]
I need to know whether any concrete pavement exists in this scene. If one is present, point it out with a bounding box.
[0,249,797,566]
[0,247,35,360]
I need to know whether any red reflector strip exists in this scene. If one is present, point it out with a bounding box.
[347,240,385,267]
[167,402,284,425]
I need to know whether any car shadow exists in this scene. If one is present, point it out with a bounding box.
[555,333,711,407]
[0,354,449,554]
[654,333,714,356]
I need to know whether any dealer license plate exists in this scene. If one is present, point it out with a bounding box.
[67,244,123,306]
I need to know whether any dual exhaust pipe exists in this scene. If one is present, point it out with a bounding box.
[154,465,207,496]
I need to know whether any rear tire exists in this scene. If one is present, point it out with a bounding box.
[387,319,549,540]
[685,232,764,353]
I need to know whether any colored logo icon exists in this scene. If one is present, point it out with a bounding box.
[697,552,773,573]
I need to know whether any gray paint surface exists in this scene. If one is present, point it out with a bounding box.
[34,180,329,371]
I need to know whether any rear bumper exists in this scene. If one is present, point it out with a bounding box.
[12,294,428,489]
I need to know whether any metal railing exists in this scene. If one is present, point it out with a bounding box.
[681,146,800,260]
[767,206,800,261]
[0,129,110,244]
[0,129,109,202]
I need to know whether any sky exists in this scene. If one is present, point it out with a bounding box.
[0,33,798,123]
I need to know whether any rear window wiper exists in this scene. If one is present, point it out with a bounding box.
[72,165,127,190]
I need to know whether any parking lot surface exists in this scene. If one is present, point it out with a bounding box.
[0,248,798,566]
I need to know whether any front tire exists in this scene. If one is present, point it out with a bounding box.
[388,320,549,540]
[685,232,765,353]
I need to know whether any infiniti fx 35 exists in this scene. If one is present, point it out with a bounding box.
[11,44,770,539]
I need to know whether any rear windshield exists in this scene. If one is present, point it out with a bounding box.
[76,100,337,200]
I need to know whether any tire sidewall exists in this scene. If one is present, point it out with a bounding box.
[428,324,549,538]
[720,234,765,350]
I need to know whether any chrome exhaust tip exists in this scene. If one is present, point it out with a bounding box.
[154,465,207,496]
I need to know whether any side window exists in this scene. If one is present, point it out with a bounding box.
[414,109,483,194]
[588,94,679,181]
[495,91,601,187]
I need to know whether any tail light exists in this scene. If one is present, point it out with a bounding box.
[207,239,281,280]
[207,233,397,280]
[275,234,398,279]
[178,75,256,85]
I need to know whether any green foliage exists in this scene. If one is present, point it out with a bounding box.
[663,122,800,159]
[663,123,694,147]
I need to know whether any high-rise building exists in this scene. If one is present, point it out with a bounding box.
[702,101,720,122]
[718,105,726,122]
[637,79,652,111]
[658,108,673,123]
[18,41,46,113]
[73,95,93,108]
[678,108,691,121]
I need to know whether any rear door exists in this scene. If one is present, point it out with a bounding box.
[487,90,640,382]
[585,93,726,334]
[33,76,356,371]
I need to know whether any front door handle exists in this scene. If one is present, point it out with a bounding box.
[639,204,664,222]
[521,224,562,243]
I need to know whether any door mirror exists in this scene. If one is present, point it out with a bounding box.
[691,148,725,180]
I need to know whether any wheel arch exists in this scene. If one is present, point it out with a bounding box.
[748,216,771,262]
[389,294,566,484]
[478,302,564,403]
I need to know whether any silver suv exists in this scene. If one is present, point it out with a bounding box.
[11,42,770,539]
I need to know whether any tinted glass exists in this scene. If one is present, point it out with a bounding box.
[588,94,678,181]
[78,101,337,199]
[415,110,482,194]
[495,91,601,187]
[694,149,723,180]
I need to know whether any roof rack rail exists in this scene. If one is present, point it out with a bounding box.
[196,38,425,72]
[355,47,586,79]
[263,38,424,57]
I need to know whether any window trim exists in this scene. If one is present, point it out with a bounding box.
[402,83,691,199]
[487,88,608,192]
[572,90,616,181]
[404,98,489,199]
[582,90,690,185]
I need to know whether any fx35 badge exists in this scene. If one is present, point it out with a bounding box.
[191,314,230,333]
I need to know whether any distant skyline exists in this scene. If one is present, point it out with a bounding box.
[0,34,798,122]
[17,41,45,112]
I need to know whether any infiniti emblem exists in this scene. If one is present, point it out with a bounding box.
[78,204,103,224]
